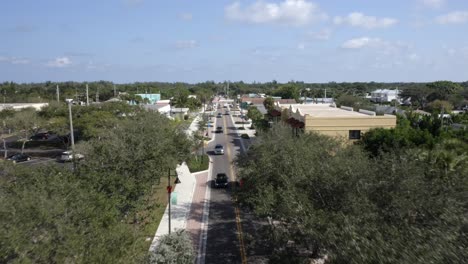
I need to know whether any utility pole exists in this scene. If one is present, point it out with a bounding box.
[66,99,76,171]
[168,168,172,234]
[324,88,327,99]
[86,84,89,106]
[96,87,99,103]
[56,85,60,103]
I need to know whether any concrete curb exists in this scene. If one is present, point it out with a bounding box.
[196,155,213,264]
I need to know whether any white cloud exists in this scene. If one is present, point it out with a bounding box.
[0,56,30,65]
[419,0,445,9]
[297,43,306,50]
[436,11,468,24]
[225,0,328,26]
[308,28,331,40]
[408,53,420,61]
[175,40,198,49]
[334,12,398,29]
[11,58,30,64]
[341,37,386,49]
[46,57,72,68]
[179,13,193,21]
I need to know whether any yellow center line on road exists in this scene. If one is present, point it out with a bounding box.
[223,114,248,264]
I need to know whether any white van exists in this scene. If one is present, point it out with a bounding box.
[59,151,84,162]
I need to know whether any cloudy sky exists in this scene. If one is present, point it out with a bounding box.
[1,0,467,83]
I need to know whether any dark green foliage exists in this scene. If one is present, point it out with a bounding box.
[272,83,300,100]
[263,97,275,112]
[0,110,194,263]
[240,134,250,139]
[236,125,467,263]
[186,154,209,172]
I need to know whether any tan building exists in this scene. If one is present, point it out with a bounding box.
[275,103,396,140]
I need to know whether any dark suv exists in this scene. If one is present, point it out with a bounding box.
[214,173,228,188]
[7,153,31,163]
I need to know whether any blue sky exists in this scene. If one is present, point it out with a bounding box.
[1,0,468,83]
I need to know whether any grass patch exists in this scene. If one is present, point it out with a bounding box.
[187,154,209,172]
[133,177,175,255]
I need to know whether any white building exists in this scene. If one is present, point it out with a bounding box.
[370,89,400,103]
[0,103,49,111]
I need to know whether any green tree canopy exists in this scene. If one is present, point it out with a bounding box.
[236,125,467,263]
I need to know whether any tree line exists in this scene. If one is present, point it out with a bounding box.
[235,122,467,263]
[0,103,196,263]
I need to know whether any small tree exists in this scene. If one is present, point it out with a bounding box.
[148,230,194,264]
[8,109,44,153]
[263,97,275,112]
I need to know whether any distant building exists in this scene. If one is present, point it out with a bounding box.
[143,104,171,117]
[275,102,396,141]
[240,96,296,105]
[136,93,161,104]
[300,97,334,104]
[370,89,400,103]
[0,103,49,111]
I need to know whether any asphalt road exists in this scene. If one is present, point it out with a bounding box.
[204,106,246,264]
[204,104,271,264]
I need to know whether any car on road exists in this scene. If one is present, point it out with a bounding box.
[214,144,224,155]
[7,153,31,163]
[217,113,222,118]
[59,151,84,162]
[225,111,230,115]
[215,126,223,133]
[214,173,228,188]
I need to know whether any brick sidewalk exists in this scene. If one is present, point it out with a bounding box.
[186,170,209,254]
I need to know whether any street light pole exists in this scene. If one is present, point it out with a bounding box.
[66,99,76,170]
[168,168,172,234]
[167,167,181,234]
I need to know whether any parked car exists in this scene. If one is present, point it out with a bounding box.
[215,126,223,133]
[217,113,222,118]
[214,173,228,188]
[59,151,84,162]
[7,153,31,163]
[30,132,51,141]
[214,144,224,155]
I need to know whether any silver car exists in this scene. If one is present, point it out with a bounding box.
[214,144,224,155]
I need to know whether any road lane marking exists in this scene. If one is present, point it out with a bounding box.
[224,113,248,264]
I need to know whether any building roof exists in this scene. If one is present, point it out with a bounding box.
[371,89,399,94]
[143,104,170,111]
[241,97,296,105]
[252,104,268,115]
[279,104,379,118]
[171,108,190,113]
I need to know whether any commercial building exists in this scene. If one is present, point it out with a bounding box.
[135,93,161,104]
[275,103,396,140]
[370,89,400,103]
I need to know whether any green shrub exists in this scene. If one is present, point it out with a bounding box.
[148,230,194,264]
[186,154,209,172]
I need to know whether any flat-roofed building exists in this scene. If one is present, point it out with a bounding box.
[275,103,396,140]
[0,103,49,111]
